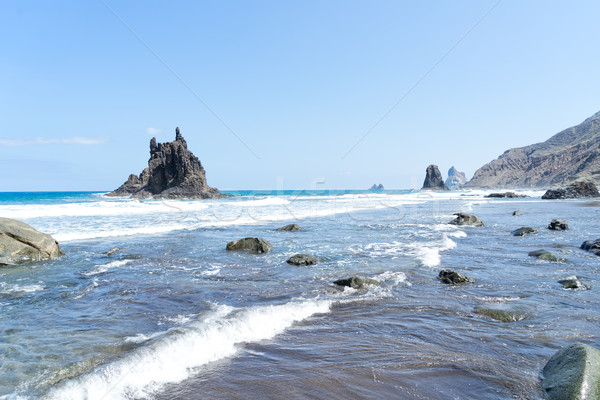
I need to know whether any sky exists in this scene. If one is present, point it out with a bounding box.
[1,0,600,191]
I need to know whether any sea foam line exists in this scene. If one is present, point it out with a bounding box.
[44,299,332,400]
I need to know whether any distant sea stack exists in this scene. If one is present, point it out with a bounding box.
[422,164,449,190]
[108,127,224,199]
[445,166,467,189]
[467,111,600,188]
[369,184,384,191]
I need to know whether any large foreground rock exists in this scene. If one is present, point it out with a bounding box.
[542,181,600,200]
[422,164,449,190]
[542,342,600,400]
[226,238,273,254]
[449,213,483,227]
[108,127,224,199]
[0,218,64,265]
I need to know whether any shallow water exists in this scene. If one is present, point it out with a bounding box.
[1,190,599,399]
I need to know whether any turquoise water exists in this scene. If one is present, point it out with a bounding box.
[1,190,599,399]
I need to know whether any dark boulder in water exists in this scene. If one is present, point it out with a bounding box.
[422,165,449,190]
[581,239,600,256]
[548,219,569,231]
[104,247,120,256]
[528,250,567,263]
[558,278,590,290]
[438,270,474,285]
[449,213,483,227]
[542,181,600,200]
[513,210,524,216]
[512,227,538,236]
[0,217,64,265]
[276,224,301,231]
[485,192,528,198]
[542,342,600,400]
[333,277,379,289]
[287,254,318,266]
[226,238,273,254]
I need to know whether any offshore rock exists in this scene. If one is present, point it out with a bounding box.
[558,279,590,290]
[449,213,483,227]
[474,307,530,322]
[422,165,449,190]
[542,181,600,200]
[445,166,467,189]
[542,342,600,400]
[333,277,379,289]
[485,192,528,198]
[438,270,474,285]
[276,224,301,231]
[581,239,600,256]
[0,218,64,265]
[286,254,318,266]
[513,210,524,216]
[528,250,567,263]
[108,127,223,199]
[548,219,569,231]
[226,238,273,254]
[512,227,538,236]
[369,183,384,191]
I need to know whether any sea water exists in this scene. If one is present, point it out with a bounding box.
[0,190,599,399]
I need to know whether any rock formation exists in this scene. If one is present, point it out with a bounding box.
[0,218,64,265]
[467,110,600,188]
[287,254,318,266]
[108,127,223,199]
[548,219,568,230]
[422,165,449,190]
[449,213,483,227]
[512,227,538,236]
[444,167,467,189]
[333,277,379,289]
[485,192,527,198]
[276,224,301,231]
[542,181,600,199]
[581,239,600,256]
[226,237,273,254]
[368,184,384,191]
[528,250,566,263]
[438,270,474,285]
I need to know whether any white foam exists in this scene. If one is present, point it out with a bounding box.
[0,283,44,294]
[81,260,132,276]
[44,299,331,400]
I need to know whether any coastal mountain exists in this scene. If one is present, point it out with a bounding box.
[445,166,467,189]
[108,128,223,199]
[467,111,600,188]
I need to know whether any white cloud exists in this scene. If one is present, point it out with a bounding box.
[146,127,162,136]
[0,136,109,147]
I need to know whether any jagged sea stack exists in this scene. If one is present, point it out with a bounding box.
[422,164,449,190]
[445,166,467,189]
[108,127,224,199]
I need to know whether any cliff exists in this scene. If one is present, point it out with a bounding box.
[467,111,600,188]
[108,128,223,199]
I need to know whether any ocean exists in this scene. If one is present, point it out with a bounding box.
[0,190,599,399]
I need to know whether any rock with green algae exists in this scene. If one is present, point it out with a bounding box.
[542,342,600,400]
[474,307,529,322]
[528,250,567,263]
[333,277,379,289]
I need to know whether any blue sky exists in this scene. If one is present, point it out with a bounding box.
[1,0,600,191]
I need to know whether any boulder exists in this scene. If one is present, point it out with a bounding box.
[276,224,301,231]
[104,247,120,256]
[422,165,449,190]
[512,227,538,236]
[542,342,600,400]
[0,218,64,265]
[445,166,467,189]
[513,210,524,216]
[108,127,224,199]
[485,192,528,198]
[438,269,474,284]
[287,254,318,266]
[226,238,273,254]
[528,250,567,263]
[581,239,600,256]
[548,219,569,231]
[474,307,529,322]
[542,181,600,200]
[449,213,484,227]
[369,184,384,191]
[333,277,379,289]
[558,279,590,290]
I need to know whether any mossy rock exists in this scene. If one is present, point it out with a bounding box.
[528,250,567,263]
[333,277,379,289]
[475,307,529,322]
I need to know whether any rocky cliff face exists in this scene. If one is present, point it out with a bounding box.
[108,128,223,199]
[422,164,449,190]
[467,111,600,188]
[445,166,467,189]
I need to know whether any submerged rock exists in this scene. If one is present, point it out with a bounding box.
[445,166,467,189]
[542,342,600,400]
[104,247,120,256]
[513,210,524,216]
[485,192,528,198]
[369,184,384,191]
[226,238,273,254]
[542,181,600,200]
[0,218,64,265]
[333,277,379,289]
[422,165,449,190]
[558,279,590,290]
[475,307,529,322]
[276,224,301,231]
[581,239,600,256]
[528,250,567,263]
[287,254,318,266]
[512,227,538,236]
[449,213,483,227]
[438,270,474,285]
[548,219,569,231]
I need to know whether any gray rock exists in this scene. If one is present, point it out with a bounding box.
[558,279,590,290]
[528,250,567,263]
[0,218,64,265]
[449,213,484,227]
[287,254,318,266]
[474,307,529,322]
[276,224,301,231]
[108,127,224,199]
[542,342,600,400]
[512,227,538,236]
[445,166,467,189]
[548,219,569,230]
[438,269,474,284]
[422,164,449,190]
[542,181,600,200]
[513,210,524,216]
[581,239,600,256]
[333,277,379,289]
[226,238,273,254]
[485,192,528,198]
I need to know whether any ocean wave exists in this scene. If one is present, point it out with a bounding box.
[0,283,44,294]
[80,260,132,276]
